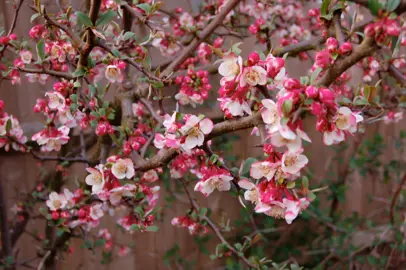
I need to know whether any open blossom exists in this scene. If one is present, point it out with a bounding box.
[273,198,309,224]
[111,158,135,179]
[194,173,234,196]
[383,111,403,124]
[45,91,66,111]
[46,192,67,211]
[323,127,345,145]
[85,165,105,194]
[240,66,267,87]
[105,65,123,83]
[220,98,252,117]
[32,126,70,152]
[109,184,136,205]
[218,54,243,81]
[179,12,194,28]
[19,50,32,64]
[89,204,104,220]
[334,107,363,132]
[270,129,311,152]
[261,99,280,133]
[281,149,308,175]
[180,116,213,150]
[250,161,279,181]
[238,179,260,204]
[142,170,159,183]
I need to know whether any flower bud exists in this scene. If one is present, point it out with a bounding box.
[213,37,224,48]
[326,37,338,53]
[248,24,259,35]
[364,24,375,37]
[316,117,328,132]
[305,86,319,99]
[318,88,335,105]
[315,50,331,69]
[338,42,353,55]
[247,52,260,66]
[311,101,323,116]
[283,78,301,90]
[51,211,60,220]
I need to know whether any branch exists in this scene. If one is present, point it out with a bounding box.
[120,3,156,31]
[135,112,262,171]
[333,12,345,44]
[388,65,406,86]
[159,0,241,78]
[389,172,406,225]
[17,67,74,80]
[0,0,24,61]
[272,37,324,57]
[315,36,377,87]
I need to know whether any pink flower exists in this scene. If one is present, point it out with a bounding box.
[194,174,234,196]
[326,37,338,53]
[274,198,309,224]
[111,158,135,179]
[218,54,243,81]
[220,98,252,117]
[323,127,345,145]
[261,99,280,133]
[238,179,259,204]
[250,161,279,180]
[119,246,131,257]
[180,116,213,150]
[334,107,363,132]
[109,184,136,205]
[240,66,267,87]
[32,126,70,152]
[179,12,194,28]
[45,91,66,111]
[142,170,159,183]
[383,111,403,124]
[281,149,308,175]
[89,203,104,220]
[338,42,353,55]
[19,50,32,64]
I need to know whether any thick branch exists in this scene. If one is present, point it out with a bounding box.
[17,68,74,80]
[315,36,377,87]
[389,172,406,225]
[272,37,324,57]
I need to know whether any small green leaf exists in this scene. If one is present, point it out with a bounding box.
[111,48,120,57]
[308,191,316,201]
[368,0,383,16]
[286,181,295,189]
[241,157,257,176]
[72,67,86,77]
[146,225,159,232]
[123,31,136,41]
[320,0,331,18]
[36,39,45,62]
[282,99,293,116]
[386,0,400,12]
[70,94,78,103]
[136,3,151,14]
[5,119,12,133]
[76,11,93,27]
[302,176,309,189]
[31,13,40,23]
[96,10,116,27]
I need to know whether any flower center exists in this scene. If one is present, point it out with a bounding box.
[284,156,298,166]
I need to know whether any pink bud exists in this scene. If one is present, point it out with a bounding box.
[61,211,70,219]
[248,24,259,35]
[338,42,353,55]
[386,20,400,36]
[310,102,323,116]
[247,52,260,66]
[318,88,335,105]
[213,37,224,48]
[8,34,17,40]
[283,78,301,90]
[96,121,108,136]
[326,37,338,53]
[51,211,60,220]
[196,70,206,78]
[263,144,274,155]
[78,208,86,219]
[364,24,376,37]
[0,100,4,111]
[315,50,331,69]
[0,36,10,45]
[305,86,319,99]
[266,57,284,78]
[316,117,328,132]
[256,19,265,26]
[308,8,319,17]
[123,141,132,155]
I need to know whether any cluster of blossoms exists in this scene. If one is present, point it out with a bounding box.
[174,69,212,107]
[154,113,214,151]
[0,100,27,152]
[45,156,160,232]
[171,215,209,235]
[364,15,401,45]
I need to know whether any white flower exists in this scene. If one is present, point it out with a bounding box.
[250,161,279,181]
[46,192,67,211]
[111,158,135,179]
[46,91,66,111]
[281,149,308,175]
[261,99,280,133]
[240,66,267,87]
[323,128,345,145]
[274,198,309,224]
[58,108,77,128]
[109,184,136,205]
[218,54,243,81]
[105,65,123,83]
[221,98,252,117]
[179,12,194,28]
[194,174,234,196]
[19,50,32,64]
[238,179,259,204]
[335,107,363,132]
[142,169,159,183]
[85,165,105,194]
[180,116,213,150]
[89,203,104,220]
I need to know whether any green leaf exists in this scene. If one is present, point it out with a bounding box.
[282,99,293,116]
[72,67,86,77]
[30,13,40,23]
[36,39,45,62]
[320,0,331,18]
[302,176,309,189]
[308,191,316,201]
[151,80,164,89]
[311,67,323,84]
[123,31,136,41]
[5,119,12,133]
[386,0,400,12]
[96,10,116,27]
[70,94,78,103]
[241,157,257,176]
[230,42,242,55]
[136,3,151,14]
[146,225,159,232]
[368,0,383,16]
[76,11,93,27]
[111,48,120,57]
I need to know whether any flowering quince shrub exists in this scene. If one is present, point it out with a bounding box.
[0,0,406,268]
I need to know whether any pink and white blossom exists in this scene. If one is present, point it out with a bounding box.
[111,158,135,179]
[281,149,308,175]
[85,165,105,194]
